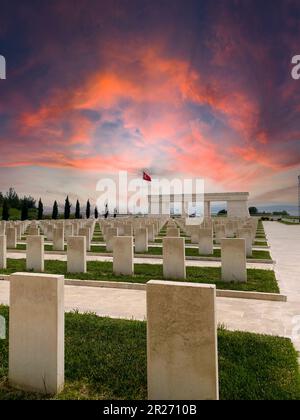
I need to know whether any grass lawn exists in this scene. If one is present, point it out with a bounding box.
[14,244,67,252]
[92,238,104,242]
[13,244,271,260]
[155,238,192,243]
[132,247,271,260]
[254,241,268,246]
[0,306,299,400]
[158,233,188,237]
[279,221,300,225]
[0,259,279,293]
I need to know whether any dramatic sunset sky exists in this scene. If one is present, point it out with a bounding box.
[0,0,299,212]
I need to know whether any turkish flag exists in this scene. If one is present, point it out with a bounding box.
[143,171,152,182]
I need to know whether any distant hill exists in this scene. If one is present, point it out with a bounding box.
[210,203,298,216]
[256,205,298,216]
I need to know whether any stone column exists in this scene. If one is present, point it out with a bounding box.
[113,236,134,276]
[147,280,219,400]
[26,235,44,272]
[227,200,250,218]
[9,273,64,394]
[149,195,160,215]
[163,237,186,280]
[181,197,188,217]
[161,196,170,216]
[221,238,247,283]
[0,235,7,269]
[204,201,211,218]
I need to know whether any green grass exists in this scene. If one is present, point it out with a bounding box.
[0,306,299,400]
[133,247,271,260]
[279,221,300,225]
[92,237,104,242]
[158,232,188,238]
[218,327,300,400]
[155,238,192,244]
[14,244,67,252]
[13,244,271,260]
[0,259,279,293]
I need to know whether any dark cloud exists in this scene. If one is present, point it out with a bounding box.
[0,0,299,205]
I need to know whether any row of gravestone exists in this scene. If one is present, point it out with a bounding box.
[0,234,248,283]
[7,272,219,400]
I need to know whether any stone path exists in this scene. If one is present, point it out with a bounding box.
[1,222,300,352]
[217,222,300,353]
[0,281,147,321]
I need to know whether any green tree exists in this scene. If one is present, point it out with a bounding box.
[21,200,29,221]
[86,200,91,219]
[249,207,258,215]
[273,210,289,216]
[75,200,81,219]
[94,206,99,219]
[52,201,59,220]
[21,195,36,209]
[218,209,227,215]
[2,199,9,221]
[37,198,44,220]
[6,187,20,209]
[64,196,71,219]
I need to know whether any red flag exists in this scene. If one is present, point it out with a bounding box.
[143,171,152,182]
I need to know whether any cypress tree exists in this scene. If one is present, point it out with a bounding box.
[94,207,98,219]
[86,199,91,219]
[37,198,43,220]
[2,199,9,221]
[52,200,59,220]
[21,200,29,221]
[75,200,81,219]
[64,196,71,219]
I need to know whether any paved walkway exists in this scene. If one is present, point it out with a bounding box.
[216,222,300,353]
[1,222,300,352]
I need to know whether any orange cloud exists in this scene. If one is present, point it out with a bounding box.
[12,41,298,188]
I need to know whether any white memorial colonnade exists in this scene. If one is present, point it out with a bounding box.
[148,192,250,218]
